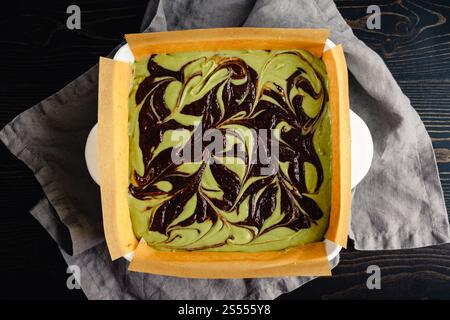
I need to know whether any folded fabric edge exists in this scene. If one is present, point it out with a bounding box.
[29,198,73,254]
[352,229,450,251]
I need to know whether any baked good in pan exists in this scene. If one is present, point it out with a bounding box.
[128,49,331,252]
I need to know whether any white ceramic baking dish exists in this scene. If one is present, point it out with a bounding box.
[85,39,373,262]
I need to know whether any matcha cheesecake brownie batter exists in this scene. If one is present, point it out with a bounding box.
[127,49,331,252]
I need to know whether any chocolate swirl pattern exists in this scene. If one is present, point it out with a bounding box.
[128,50,331,252]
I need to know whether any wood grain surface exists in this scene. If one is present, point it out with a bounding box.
[0,0,449,300]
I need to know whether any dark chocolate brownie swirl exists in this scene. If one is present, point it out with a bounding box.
[128,49,331,251]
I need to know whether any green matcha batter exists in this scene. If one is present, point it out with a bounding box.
[127,49,331,252]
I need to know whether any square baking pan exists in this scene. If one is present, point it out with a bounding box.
[98,28,351,278]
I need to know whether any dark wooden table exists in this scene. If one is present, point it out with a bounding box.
[1,0,449,300]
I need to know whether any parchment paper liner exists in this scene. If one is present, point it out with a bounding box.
[98,28,350,278]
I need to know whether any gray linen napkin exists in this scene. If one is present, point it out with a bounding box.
[1,0,449,300]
